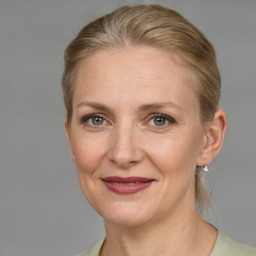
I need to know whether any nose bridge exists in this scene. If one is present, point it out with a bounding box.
[108,119,143,167]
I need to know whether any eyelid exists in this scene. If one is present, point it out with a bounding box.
[80,113,110,125]
[148,113,175,121]
[146,113,176,128]
[79,112,176,128]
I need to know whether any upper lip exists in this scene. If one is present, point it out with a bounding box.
[102,176,155,183]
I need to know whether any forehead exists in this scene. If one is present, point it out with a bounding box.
[73,46,198,112]
[76,46,191,85]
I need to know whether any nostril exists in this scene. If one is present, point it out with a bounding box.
[108,131,144,167]
[109,158,139,168]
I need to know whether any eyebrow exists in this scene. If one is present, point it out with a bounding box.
[76,101,113,112]
[138,102,183,112]
[76,101,183,112]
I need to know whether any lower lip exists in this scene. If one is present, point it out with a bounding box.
[102,181,153,194]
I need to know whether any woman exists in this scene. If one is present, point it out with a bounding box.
[62,5,256,256]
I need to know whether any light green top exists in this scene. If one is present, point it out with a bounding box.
[76,231,256,256]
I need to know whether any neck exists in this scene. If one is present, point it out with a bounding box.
[101,204,217,256]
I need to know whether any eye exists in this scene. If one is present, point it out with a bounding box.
[80,114,108,127]
[148,114,175,128]
[89,116,105,125]
[152,116,166,126]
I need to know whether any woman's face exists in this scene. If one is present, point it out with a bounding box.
[66,46,208,227]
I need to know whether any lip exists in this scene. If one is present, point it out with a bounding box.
[101,176,155,194]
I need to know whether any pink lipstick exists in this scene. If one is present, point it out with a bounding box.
[101,176,154,194]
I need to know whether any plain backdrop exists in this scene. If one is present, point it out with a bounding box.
[0,0,255,255]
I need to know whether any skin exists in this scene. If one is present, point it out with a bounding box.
[65,46,227,256]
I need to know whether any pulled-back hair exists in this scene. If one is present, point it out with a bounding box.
[62,5,221,210]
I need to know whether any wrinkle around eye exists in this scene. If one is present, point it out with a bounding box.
[144,113,176,130]
[79,113,112,130]
[87,116,107,126]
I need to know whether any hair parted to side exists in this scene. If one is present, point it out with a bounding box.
[62,4,221,211]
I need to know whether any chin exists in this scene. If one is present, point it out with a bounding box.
[105,213,153,227]
[97,201,157,227]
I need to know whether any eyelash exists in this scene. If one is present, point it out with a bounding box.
[147,113,176,129]
[80,113,109,128]
[80,113,176,129]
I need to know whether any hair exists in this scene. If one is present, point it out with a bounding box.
[62,4,221,211]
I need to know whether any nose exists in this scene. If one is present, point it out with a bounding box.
[108,124,144,169]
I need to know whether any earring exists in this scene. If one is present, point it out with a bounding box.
[203,165,209,172]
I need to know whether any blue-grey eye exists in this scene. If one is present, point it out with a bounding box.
[90,116,105,125]
[148,114,175,128]
[81,114,108,127]
[153,116,166,126]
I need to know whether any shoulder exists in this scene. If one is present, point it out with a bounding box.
[211,231,256,256]
[74,237,105,256]
[73,232,256,256]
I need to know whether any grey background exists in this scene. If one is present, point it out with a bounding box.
[0,0,255,255]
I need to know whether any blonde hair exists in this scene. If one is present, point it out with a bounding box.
[62,5,221,210]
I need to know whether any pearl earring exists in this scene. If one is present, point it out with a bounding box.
[203,165,209,172]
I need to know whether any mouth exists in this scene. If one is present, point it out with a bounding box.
[101,176,155,194]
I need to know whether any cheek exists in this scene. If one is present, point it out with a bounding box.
[70,133,108,209]
[144,129,204,195]
[71,133,108,174]
[146,133,200,172]
[149,134,201,200]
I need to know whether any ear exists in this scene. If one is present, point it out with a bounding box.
[197,109,227,167]
[64,120,75,162]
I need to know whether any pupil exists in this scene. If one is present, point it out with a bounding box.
[154,117,165,126]
[92,117,103,125]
